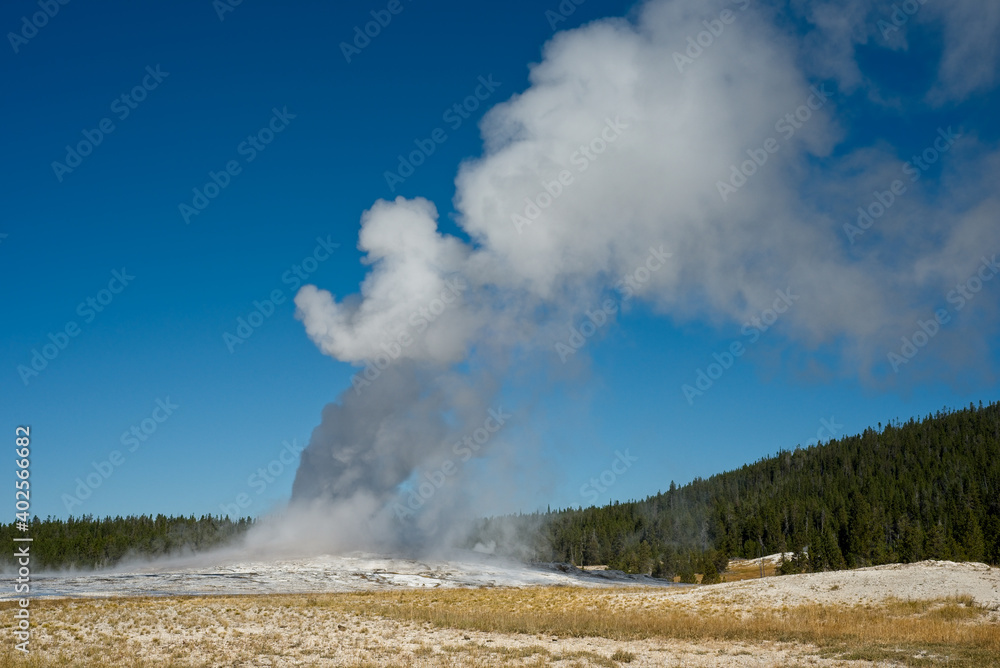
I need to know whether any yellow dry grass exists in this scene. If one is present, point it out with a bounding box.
[0,587,996,667]
[329,588,999,660]
[720,558,780,582]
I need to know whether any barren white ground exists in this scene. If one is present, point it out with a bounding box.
[8,555,1000,667]
[677,559,1000,610]
[595,557,1000,632]
[7,549,672,599]
[13,550,998,606]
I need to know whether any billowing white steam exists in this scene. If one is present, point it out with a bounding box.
[284,0,1000,551]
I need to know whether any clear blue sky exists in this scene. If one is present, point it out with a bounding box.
[2,0,998,521]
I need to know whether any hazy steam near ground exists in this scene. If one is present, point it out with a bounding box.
[270,0,1000,555]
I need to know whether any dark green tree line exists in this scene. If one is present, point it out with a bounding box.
[0,514,253,570]
[468,401,1000,578]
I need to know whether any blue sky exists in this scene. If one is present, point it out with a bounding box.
[2,0,998,523]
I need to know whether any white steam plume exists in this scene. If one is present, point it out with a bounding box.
[280,0,1000,552]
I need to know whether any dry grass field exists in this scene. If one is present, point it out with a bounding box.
[719,556,782,582]
[1,561,998,667]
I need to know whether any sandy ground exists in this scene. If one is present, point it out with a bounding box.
[11,551,670,599]
[6,558,999,667]
[15,595,885,667]
[615,559,1000,616]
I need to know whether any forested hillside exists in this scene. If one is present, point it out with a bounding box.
[0,514,253,570]
[469,401,1000,580]
[5,403,998,577]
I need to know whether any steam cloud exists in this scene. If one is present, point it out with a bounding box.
[282,0,1000,553]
